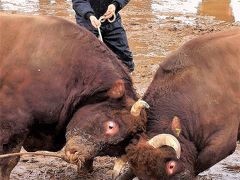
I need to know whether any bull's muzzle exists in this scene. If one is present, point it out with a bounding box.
[64,136,98,173]
[65,143,82,164]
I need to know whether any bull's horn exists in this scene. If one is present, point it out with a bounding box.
[147,134,181,159]
[131,99,150,116]
[112,155,128,179]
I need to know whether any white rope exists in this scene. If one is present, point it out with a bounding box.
[97,25,104,42]
[97,13,116,42]
[0,151,65,160]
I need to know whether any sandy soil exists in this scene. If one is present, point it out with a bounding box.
[5,0,240,179]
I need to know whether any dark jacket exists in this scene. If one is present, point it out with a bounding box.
[72,0,130,20]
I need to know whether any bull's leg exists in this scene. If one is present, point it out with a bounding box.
[237,124,240,141]
[0,141,24,180]
[0,94,31,179]
[195,129,237,174]
[0,156,20,180]
[0,127,28,180]
[0,112,30,179]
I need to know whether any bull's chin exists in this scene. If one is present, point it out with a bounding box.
[65,153,94,173]
[170,169,194,180]
[77,158,94,174]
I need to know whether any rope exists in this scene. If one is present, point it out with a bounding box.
[97,13,116,42]
[0,151,65,160]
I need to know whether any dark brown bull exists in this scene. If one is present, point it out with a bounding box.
[0,14,149,180]
[115,29,240,180]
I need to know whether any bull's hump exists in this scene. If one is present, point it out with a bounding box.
[36,15,87,40]
[161,28,240,74]
[2,13,87,41]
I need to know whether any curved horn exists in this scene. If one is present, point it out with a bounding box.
[112,155,128,179]
[147,134,181,159]
[131,99,150,117]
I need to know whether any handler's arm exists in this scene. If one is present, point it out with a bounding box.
[112,0,130,12]
[72,0,95,19]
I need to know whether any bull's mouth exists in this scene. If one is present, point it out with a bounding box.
[65,150,89,167]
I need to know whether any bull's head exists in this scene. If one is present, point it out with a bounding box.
[113,117,194,180]
[64,79,149,173]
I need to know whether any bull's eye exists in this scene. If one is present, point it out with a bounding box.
[109,122,114,129]
[104,121,119,136]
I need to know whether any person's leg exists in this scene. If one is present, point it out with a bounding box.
[102,18,135,72]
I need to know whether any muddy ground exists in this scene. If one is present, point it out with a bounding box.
[4,0,240,179]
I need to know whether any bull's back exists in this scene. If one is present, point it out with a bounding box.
[0,13,124,123]
[146,29,240,139]
[0,14,92,121]
[0,13,85,64]
[0,13,118,82]
[159,29,240,104]
[184,29,240,107]
[193,30,240,134]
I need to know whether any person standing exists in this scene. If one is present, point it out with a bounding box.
[72,0,135,72]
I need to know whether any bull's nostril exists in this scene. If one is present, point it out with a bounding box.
[66,147,79,160]
[65,148,80,164]
[69,148,78,155]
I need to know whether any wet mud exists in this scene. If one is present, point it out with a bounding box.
[1,0,240,179]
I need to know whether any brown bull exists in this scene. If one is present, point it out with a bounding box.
[115,29,240,180]
[0,14,149,180]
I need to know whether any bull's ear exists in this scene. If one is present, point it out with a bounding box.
[107,79,125,99]
[171,116,181,137]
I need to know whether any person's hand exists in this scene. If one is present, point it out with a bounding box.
[103,4,116,20]
[89,15,101,28]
